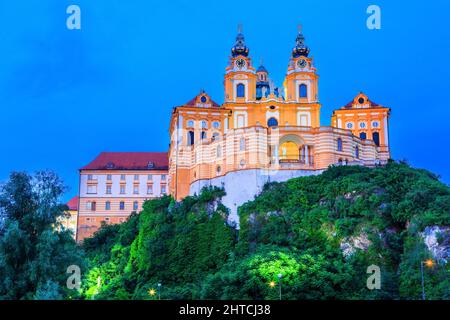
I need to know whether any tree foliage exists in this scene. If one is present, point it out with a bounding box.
[0,171,85,300]
[81,162,449,300]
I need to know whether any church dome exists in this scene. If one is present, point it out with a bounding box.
[257,65,268,73]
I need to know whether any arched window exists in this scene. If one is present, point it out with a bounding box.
[237,83,245,98]
[372,132,380,146]
[337,138,343,151]
[355,146,360,159]
[279,141,299,161]
[239,137,246,151]
[201,120,208,129]
[299,84,307,98]
[359,132,367,140]
[187,131,194,146]
[267,117,278,127]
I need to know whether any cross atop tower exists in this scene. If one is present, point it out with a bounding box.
[298,24,302,33]
[238,23,243,33]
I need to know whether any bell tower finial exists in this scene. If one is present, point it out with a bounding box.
[231,24,249,57]
[292,24,310,58]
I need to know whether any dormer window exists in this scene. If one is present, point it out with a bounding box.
[106,162,115,169]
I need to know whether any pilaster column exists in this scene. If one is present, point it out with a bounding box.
[305,145,309,165]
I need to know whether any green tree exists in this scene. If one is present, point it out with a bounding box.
[0,171,85,300]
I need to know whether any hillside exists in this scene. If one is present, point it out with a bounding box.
[81,161,449,300]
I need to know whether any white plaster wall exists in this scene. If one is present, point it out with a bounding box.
[80,173,166,197]
[189,169,322,227]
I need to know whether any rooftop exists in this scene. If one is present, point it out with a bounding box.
[80,152,168,171]
[66,196,79,211]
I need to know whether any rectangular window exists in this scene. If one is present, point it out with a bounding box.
[87,185,97,194]
[120,174,126,181]
[237,115,245,128]
[148,174,153,181]
[134,174,139,181]
[161,185,166,194]
[105,202,111,210]
[120,185,126,194]
[133,201,138,210]
[106,185,112,194]
[147,185,153,194]
[91,202,96,211]
[161,174,166,181]
[107,174,112,181]
[119,202,125,210]
[133,185,139,194]
[85,202,91,210]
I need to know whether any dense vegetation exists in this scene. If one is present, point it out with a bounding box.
[0,162,448,299]
[0,172,84,299]
[80,161,449,300]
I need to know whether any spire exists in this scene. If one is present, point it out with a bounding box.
[292,24,310,58]
[231,24,249,57]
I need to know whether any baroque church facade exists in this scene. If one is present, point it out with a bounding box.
[75,26,391,241]
[167,27,390,223]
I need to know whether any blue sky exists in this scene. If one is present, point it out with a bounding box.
[0,0,449,202]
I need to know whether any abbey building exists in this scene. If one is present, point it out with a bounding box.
[75,27,391,240]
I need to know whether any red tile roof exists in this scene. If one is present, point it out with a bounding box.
[67,196,79,211]
[80,152,168,171]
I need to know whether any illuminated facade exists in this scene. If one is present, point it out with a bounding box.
[168,27,391,223]
[58,196,79,239]
[76,26,392,239]
[77,152,168,241]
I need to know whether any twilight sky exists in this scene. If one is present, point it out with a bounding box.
[0,0,449,202]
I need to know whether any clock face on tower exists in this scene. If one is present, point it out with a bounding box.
[297,59,307,68]
[235,59,246,69]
